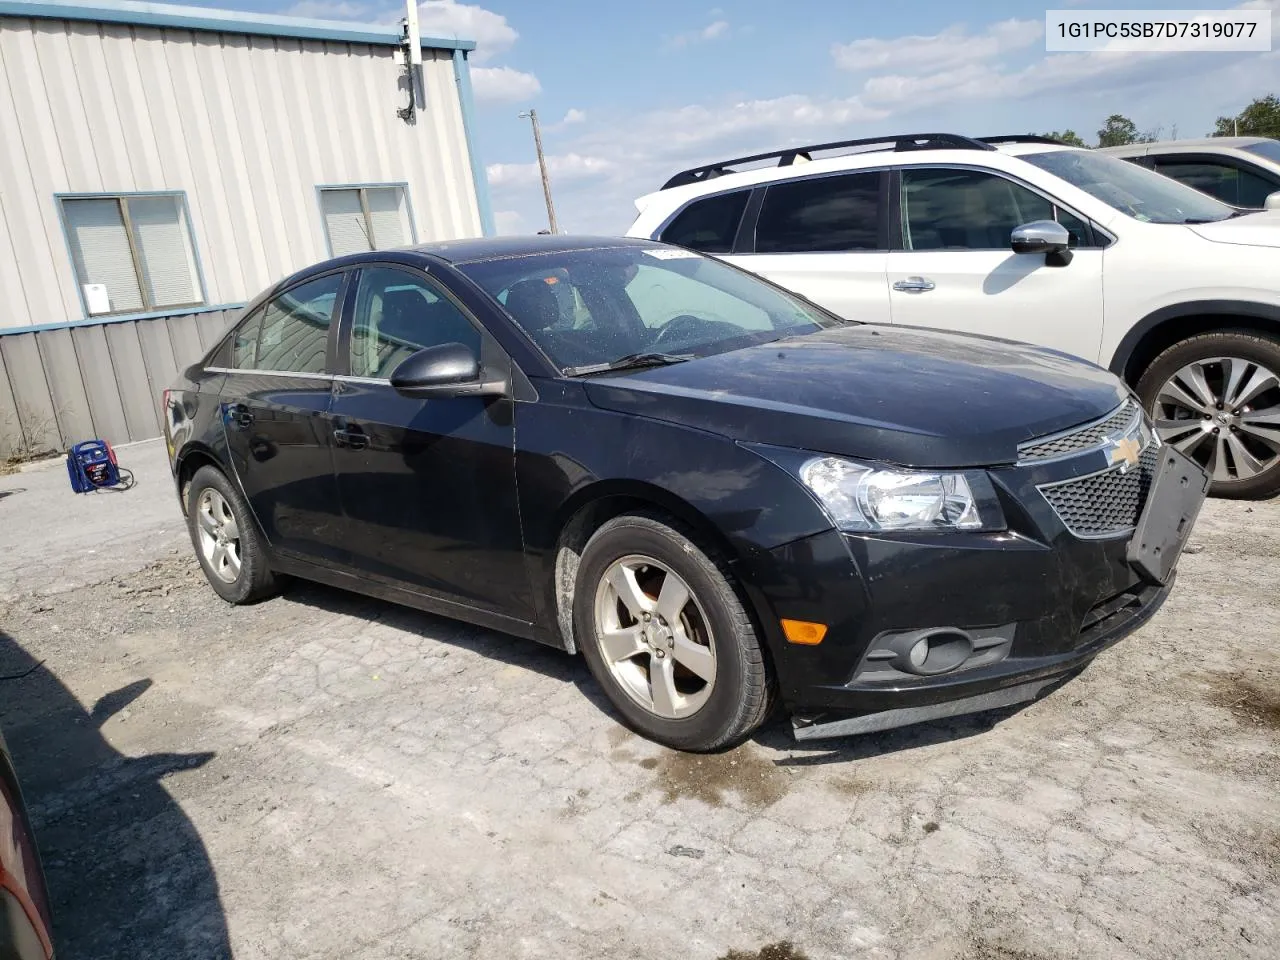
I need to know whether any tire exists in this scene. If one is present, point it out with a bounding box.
[185,465,278,604]
[1135,329,1280,500]
[574,511,774,752]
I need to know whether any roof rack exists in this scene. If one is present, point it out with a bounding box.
[660,133,996,190]
[979,135,1070,146]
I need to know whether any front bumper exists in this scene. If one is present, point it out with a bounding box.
[736,449,1201,740]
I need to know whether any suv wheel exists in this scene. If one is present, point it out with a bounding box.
[186,465,278,603]
[1136,330,1280,499]
[574,512,774,752]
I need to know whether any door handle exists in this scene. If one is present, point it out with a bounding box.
[892,277,936,293]
[333,428,369,451]
[226,403,254,428]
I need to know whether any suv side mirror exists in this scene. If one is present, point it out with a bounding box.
[1265,191,1280,211]
[390,342,508,399]
[1011,220,1073,267]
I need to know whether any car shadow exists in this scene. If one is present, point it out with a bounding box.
[278,580,1068,765]
[0,629,229,960]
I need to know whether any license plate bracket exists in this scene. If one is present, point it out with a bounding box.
[1126,445,1210,585]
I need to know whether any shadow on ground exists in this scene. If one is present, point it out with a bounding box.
[0,629,228,960]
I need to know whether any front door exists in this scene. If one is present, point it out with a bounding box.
[219,272,348,564]
[885,167,1106,364]
[330,265,533,620]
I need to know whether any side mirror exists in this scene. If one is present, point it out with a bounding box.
[1265,191,1280,211]
[1011,219,1073,266]
[389,342,507,399]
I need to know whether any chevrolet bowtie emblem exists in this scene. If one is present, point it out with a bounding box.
[1108,435,1142,473]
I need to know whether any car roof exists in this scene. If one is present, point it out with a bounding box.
[408,234,660,264]
[1100,137,1273,156]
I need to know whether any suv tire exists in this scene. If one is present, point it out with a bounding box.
[1136,329,1280,499]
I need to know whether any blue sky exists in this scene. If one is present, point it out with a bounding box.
[192,0,1276,234]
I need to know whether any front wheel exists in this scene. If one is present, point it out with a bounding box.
[574,512,774,752]
[1136,330,1280,499]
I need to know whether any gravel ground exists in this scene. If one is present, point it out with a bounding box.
[0,443,1277,960]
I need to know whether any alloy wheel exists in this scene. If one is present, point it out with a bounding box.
[196,488,243,583]
[593,555,717,720]
[1153,356,1280,485]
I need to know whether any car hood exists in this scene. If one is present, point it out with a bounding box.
[1189,211,1280,248]
[583,325,1127,468]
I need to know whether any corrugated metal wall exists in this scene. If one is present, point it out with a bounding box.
[0,16,482,332]
[0,309,239,459]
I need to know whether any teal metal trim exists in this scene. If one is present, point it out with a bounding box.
[315,182,418,258]
[1,302,246,337]
[453,49,494,237]
[55,189,209,320]
[0,0,476,51]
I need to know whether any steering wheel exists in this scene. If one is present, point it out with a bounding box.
[653,314,708,346]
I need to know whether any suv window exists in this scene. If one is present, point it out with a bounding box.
[901,168,1090,251]
[1152,158,1278,208]
[232,273,343,373]
[755,172,881,253]
[660,191,750,253]
[350,267,481,379]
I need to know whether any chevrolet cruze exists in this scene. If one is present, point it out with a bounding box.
[163,237,1208,751]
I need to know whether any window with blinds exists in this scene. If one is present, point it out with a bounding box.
[60,194,204,317]
[319,185,414,256]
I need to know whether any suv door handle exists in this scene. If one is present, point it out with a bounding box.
[333,427,369,451]
[893,277,936,293]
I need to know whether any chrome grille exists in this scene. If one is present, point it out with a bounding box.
[1038,443,1161,538]
[1018,400,1141,463]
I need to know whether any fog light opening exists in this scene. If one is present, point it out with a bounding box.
[899,629,973,676]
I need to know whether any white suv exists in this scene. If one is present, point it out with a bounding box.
[626,133,1280,498]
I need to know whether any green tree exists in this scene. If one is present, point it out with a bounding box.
[1211,94,1280,138]
[1041,130,1088,147]
[1096,114,1153,147]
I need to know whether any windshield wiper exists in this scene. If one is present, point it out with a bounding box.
[563,352,694,377]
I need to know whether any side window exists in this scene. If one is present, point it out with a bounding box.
[659,191,750,253]
[902,168,1090,251]
[248,274,343,373]
[350,267,481,379]
[231,310,264,368]
[1154,159,1277,208]
[755,172,881,253]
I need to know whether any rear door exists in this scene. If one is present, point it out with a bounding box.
[885,166,1106,363]
[329,264,532,619]
[215,272,348,565]
[724,170,892,323]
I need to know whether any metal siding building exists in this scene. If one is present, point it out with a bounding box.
[0,0,491,459]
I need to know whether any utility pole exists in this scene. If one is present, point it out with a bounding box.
[519,109,558,234]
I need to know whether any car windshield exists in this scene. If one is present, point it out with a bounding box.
[459,244,848,374]
[1022,149,1237,223]
[1243,140,1280,164]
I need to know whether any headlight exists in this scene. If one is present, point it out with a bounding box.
[749,446,1004,533]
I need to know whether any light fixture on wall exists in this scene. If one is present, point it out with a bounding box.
[397,0,422,123]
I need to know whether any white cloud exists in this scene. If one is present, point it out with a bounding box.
[283,0,371,18]
[487,153,617,187]
[416,0,517,62]
[471,65,541,103]
[666,18,732,49]
[493,209,528,235]
[832,19,1043,74]
[560,108,587,126]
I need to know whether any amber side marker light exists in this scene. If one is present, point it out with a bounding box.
[781,619,827,645]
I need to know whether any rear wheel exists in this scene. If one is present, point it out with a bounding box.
[574,512,774,752]
[186,465,277,603]
[1136,330,1280,499]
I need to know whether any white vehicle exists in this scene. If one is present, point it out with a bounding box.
[627,133,1280,498]
[1100,137,1280,211]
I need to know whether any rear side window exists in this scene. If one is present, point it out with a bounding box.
[755,172,881,253]
[659,191,749,253]
[1153,158,1278,208]
[231,274,343,373]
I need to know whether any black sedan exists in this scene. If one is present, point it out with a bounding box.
[163,236,1208,751]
